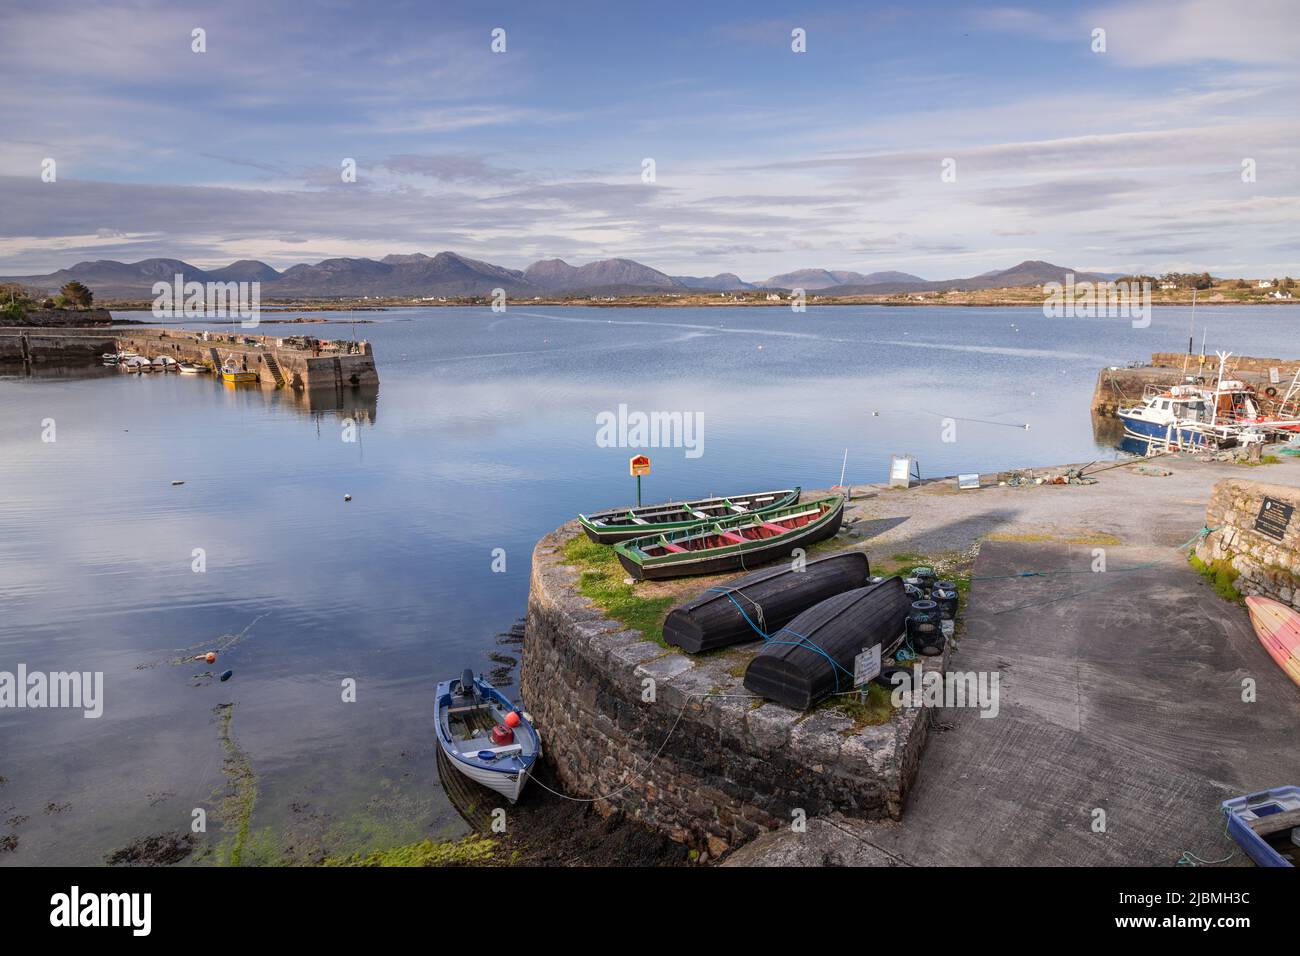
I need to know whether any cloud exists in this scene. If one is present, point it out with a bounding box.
[378,154,526,185]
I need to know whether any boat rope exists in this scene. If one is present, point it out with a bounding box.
[708,588,853,689]
[707,586,767,636]
[1175,811,1238,866]
[520,692,763,804]
[764,627,856,691]
[1077,447,1175,478]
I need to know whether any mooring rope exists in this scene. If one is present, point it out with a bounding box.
[708,588,852,689]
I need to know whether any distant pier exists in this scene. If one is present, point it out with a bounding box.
[0,325,379,389]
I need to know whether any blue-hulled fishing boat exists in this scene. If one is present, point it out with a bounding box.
[435,671,540,803]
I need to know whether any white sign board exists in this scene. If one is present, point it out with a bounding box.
[889,456,915,488]
[853,644,882,687]
[958,473,980,490]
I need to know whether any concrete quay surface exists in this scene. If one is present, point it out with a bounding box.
[727,452,1300,866]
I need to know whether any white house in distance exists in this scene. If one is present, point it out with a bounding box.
[1258,279,1274,288]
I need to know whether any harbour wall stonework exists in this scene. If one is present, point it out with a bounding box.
[1196,479,1300,608]
[520,523,944,857]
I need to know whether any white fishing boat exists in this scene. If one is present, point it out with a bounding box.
[435,671,540,803]
[178,361,208,374]
[151,355,179,370]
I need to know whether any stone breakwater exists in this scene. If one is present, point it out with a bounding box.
[520,522,944,854]
[1196,478,1300,607]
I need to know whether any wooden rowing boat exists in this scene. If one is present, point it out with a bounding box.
[579,488,800,544]
[663,552,871,653]
[614,495,844,581]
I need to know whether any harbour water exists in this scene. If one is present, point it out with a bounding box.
[1,304,1296,864]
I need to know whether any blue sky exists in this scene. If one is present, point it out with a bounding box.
[2,0,1297,279]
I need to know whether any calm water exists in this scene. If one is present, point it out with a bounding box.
[2,304,1296,864]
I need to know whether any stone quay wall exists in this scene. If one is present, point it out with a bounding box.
[520,523,943,857]
[1196,479,1300,607]
[1091,352,1298,418]
[1150,353,1299,378]
[113,329,378,389]
[0,328,116,364]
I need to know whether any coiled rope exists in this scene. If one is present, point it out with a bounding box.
[708,586,860,692]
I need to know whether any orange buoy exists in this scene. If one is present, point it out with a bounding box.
[504,710,520,728]
[205,652,217,664]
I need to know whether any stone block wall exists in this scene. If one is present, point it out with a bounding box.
[520,524,942,855]
[1150,352,1299,377]
[1196,479,1300,607]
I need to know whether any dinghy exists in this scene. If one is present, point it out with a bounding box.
[1245,596,1300,687]
[221,357,258,383]
[435,670,540,803]
[614,495,844,581]
[1221,786,1299,867]
[178,361,208,374]
[579,488,800,545]
[663,552,871,653]
[743,576,910,710]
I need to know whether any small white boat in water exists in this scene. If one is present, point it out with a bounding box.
[178,361,208,374]
[435,671,540,803]
[151,355,179,370]
[122,356,152,372]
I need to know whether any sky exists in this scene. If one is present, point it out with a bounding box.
[1,0,1298,280]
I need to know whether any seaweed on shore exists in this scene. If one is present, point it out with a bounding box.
[106,832,196,866]
[210,702,258,866]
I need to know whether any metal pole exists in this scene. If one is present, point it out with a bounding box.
[636,474,642,508]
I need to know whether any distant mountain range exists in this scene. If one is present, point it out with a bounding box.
[0,253,1123,300]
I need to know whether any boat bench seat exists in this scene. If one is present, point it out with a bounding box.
[775,508,821,523]
[718,531,748,544]
[761,521,791,534]
[660,542,688,553]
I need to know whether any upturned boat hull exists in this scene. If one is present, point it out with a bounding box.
[743,576,911,710]
[663,551,871,652]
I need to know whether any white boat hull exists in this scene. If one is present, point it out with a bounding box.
[446,754,531,803]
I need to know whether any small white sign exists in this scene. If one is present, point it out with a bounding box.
[958,473,980,490]
[853,644,882,686]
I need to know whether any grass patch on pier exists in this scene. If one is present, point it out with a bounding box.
[1236,455,1281,467]
[562,534,675,645]
[821,683,896,729]
[1189,554,1243,603]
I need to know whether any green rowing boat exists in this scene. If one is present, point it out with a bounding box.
[613,495,845,581]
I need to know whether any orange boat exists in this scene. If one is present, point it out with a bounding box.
[1245,596,1300,687]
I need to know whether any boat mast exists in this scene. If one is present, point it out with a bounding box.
[1210,350,1231,433]
[1181,289,1197,378]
